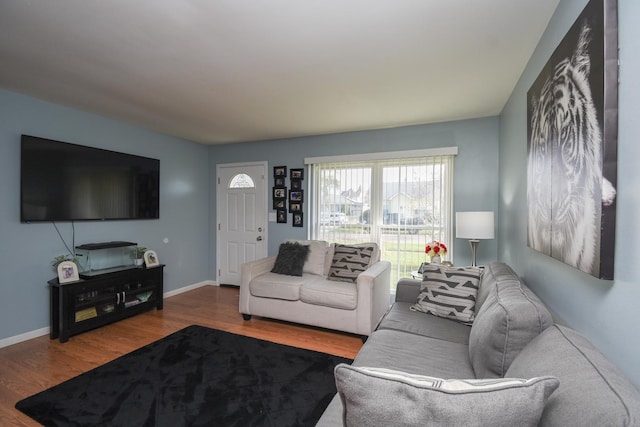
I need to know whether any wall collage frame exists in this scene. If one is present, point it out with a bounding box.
[273,166,304,227]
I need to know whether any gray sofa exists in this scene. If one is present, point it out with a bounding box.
[317,262,640,426]
[239,240,391,336]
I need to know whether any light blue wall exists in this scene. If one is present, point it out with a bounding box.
[4,2,637,388]
[0,89,211,341]
[209,117,500,277]
[499,0,640,387]
[0,87,500,342]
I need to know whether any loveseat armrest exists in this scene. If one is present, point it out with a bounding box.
[355,260,392,334]
[239,256,277,314]
[241,255,277,285]
[395,278,422,303]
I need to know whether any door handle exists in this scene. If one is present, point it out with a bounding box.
[257,236,263,241]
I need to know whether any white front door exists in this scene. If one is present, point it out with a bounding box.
[217,162,268,286]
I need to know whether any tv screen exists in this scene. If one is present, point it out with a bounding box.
[21,135,160,222]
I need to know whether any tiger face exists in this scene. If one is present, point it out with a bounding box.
[527,22,612,275]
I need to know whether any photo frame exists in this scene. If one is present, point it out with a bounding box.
[290,179,302,190]
[274,166,287,178]
[274,177,286,188]
[144,250,160,268]
[273,187,287,199]
[292,212,303,227]
[57,260,79,284]
[289,202,302,213]
[289,190,303,203]
[526,0,618,279]
[290,168,304,180]
[273,199,286,210]
[276,209,287,223]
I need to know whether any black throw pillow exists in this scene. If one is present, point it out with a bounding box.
[271,242,310,276]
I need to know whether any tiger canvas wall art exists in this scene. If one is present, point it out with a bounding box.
[526,0,618,279]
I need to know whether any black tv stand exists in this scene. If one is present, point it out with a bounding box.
[49,265,165,343]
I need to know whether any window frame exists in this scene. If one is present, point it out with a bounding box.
[306,148,457,289]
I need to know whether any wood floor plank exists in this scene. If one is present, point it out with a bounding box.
[0,285,363,426]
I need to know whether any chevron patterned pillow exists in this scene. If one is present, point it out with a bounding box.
[411,265,483,323]
[327,244,375,283]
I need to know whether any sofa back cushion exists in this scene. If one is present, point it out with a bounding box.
[476,262,521,311]
[287,239,328,276]
[505,325,640,427]
[469,277,553,378]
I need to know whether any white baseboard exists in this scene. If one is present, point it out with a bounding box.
[163,280,217,298]
[0,326,51,348]
[0,281,219,349]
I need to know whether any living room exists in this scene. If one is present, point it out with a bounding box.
[0,0,638,406]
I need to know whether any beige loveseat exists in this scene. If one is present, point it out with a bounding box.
[239,240,391,336]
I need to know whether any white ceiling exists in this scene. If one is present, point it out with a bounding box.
[0,1,559,145]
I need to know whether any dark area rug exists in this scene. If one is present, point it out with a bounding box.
[16,325,351,427]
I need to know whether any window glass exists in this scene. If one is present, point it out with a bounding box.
[310,155,454,291]
[229,173,255,188]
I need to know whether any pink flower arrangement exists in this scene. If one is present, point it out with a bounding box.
[425,241,448,258]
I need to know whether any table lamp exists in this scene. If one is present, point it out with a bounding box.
[456,211,495,267]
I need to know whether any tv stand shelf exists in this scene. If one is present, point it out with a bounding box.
[49,265,165,343]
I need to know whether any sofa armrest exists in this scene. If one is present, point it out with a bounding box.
[239,256,277,314]
[395,278,421,303]
[355,260,392,334]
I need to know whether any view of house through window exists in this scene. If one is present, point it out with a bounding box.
[308,150,455,291]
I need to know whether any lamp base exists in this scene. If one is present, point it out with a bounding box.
[469,239,480,267]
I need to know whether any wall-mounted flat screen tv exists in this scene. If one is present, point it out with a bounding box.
[21,135,160,222]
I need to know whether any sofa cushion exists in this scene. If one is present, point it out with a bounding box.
[299,277,357,310]
[335,364,559,427]
[468,278,553,378]
[353,329,476,379]
[411,265,482,324]
[270,242,309,276]
[327,244,375,283]
[378,302,472,344]
[287,239,328,276]
[506,324,640,427]
[475,262,521,310]
[249,272,303,301]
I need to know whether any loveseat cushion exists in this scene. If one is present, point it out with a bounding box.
[505,324,640,427]
[334,364,559,427]
[468,277,553,378]
[249,272,303,301]
[299,277,357,310]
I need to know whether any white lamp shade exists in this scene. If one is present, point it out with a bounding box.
[456,211,495,239]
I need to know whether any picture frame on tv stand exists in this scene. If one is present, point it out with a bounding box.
[58,261,79,284]
[144,250,160,268]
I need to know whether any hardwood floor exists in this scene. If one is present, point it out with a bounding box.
[0,285,364,426]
